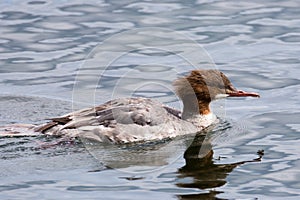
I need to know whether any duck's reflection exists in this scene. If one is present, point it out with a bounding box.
[86,121,263,200]
[177,131,263,199]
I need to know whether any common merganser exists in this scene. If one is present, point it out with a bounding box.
[0,70,259,143]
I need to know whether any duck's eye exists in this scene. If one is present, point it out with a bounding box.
[226,84,236,92]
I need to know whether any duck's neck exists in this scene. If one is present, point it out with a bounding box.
[181,95,211,120]
[181,96,216,128]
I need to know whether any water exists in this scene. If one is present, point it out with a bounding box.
[0,0,300,199]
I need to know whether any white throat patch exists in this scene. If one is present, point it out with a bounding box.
[215,94,229,99]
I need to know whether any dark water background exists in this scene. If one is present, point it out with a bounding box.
[0,0,299,199]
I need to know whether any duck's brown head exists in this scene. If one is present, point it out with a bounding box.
[173,69,259,116]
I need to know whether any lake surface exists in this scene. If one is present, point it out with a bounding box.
[0,0,300,199]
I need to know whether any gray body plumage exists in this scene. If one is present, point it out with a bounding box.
[33,97,216,144]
